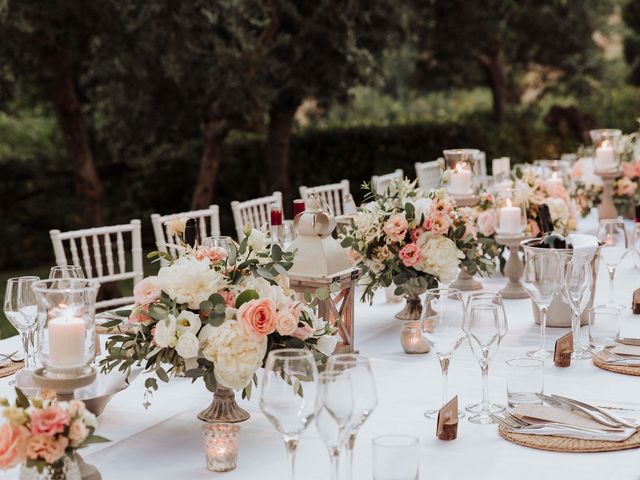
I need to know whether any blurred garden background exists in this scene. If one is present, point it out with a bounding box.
[2,0,640,337]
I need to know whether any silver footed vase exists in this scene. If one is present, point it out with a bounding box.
[198,383,250,423]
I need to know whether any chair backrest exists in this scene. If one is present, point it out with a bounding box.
[299,180,350,216]
[231,192,283,240]
[491,157,511,177]
[49,220,143,309]
[371,169,403,195]
[151,205,221,261]
[414,161,443,193]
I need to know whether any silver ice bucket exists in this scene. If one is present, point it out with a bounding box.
[521,238,601,328]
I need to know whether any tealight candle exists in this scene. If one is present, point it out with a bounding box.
[499,199,522,235]
[546,172,562,186]
[595,140,615,172]
[48,310,86,367]
[449,164,472,196]
[401,321,430,354]
[203,423,240,472]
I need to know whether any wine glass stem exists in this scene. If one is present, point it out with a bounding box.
[608,267,616,305]
[439,355,450,406]
[345,433,356,480]
[571,310,582,353]
[20,329,34,369]
[481,363,490,411]
[539,307,548,354]
[329,448,340,480]
[284,437,298,480]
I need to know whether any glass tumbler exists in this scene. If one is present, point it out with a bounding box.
[588,305,620,350]
[372,435,419,480]
[505,358,544,408]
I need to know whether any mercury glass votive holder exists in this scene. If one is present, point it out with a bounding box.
[202,423,240,472]
[401,321,430,354]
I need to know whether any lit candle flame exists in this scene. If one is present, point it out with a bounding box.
[505,198,512,208]
[455,164,463,173]
[601,139,611,149]
[551,172,558,181]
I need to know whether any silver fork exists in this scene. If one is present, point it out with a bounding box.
[490,414,616,435]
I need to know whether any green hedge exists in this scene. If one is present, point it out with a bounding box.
[0,114,576,270]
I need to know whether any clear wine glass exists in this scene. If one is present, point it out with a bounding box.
[3,276,40,369]
[49,265,85,279]
[632,224,640,270]
[315,371,354,480]
[420,288,466,419]
[259,349,318,480]
[523,249,563,359]
[465,293,507,415]
[597,219,628,307]
[464,304,501,424]
[326,354,378,480]
[201,236,232,251]
[563,253,593,359]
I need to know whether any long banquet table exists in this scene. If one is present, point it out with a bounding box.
[2,244,640,479]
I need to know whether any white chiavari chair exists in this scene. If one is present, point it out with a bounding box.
[299,179,351,216]
[49,220,143,309]
[231,192,283,240]
[151,205,221,263]
[414,160,443,193]
[371,169,403,195]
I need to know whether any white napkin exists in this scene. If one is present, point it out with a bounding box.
[567,233,599,261]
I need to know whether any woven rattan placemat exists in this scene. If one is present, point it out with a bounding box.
[593,356,640,377]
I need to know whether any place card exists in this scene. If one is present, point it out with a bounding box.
[554,332,573,367]
[436,395,458,441]
[633,289,640,315]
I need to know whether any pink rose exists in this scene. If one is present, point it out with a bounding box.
[292,324,313,340]
[429,213,451,236]
[238,298,277,340]
[383,214,408,242]
[433,198,454,215]
[422,217,434,231]
[30,406,69,437]
[25,435,68,464]
[133,276,161,305]
[0,424,28,469]
[346,248,362,263]
[276,306,298,336]
[218,289,236,308]
[399,243,423,267]
[128,305,152,325]
[410,227,424,242]
[476,210,495,237]
[68,420,89,448]
[528,219,541,237]
[463,219,478,240]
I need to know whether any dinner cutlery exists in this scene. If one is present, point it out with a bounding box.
[537,394,622,429]
[550,394,639,429]
[595,350,640,366]
[0,350,23,363]
[617,338,640,347]
[489,413,614,436]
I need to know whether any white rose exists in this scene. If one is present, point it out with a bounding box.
[154,316,177,348]
[316,335,338,356]
[412,197,433,222]
[176,310,201,334]
[199,321,267,390]
[175,331,200,359]
[68,420,88,448]
[158,256,227,309]
[247,228,268,251]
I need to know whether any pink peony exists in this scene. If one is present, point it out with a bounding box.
[128,306,152,325]
[0,424,28,469]
[133,276,162,305]
[292,324,314,340]
[476,210,495,237]
[429,213,451,236]
[238,298,277,340]
[30,406,69,437]
[24,435,68,465]
[218,289,236,308]
[399,243,423,267]
[383,214,408,242]
[68,420,89,448]
[196,247,228,264]
[276,306,299,336]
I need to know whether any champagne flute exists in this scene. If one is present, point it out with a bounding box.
[3,276,40,369]
[315,371,354,480]
[420,288,466,419]
[326,354,378,480]
[563,253,593,359]
[49,265,85,279]
[523,250,563,359]
[259,349,318,480]
[465,293,507,415]
[596,219,628,307]
[464,304,501,424]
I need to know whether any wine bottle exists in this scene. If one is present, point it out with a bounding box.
[270,204,284,246]
[184,218,199,247]
[536,204,570,249]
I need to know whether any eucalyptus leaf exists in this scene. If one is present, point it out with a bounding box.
[235,289,259,308]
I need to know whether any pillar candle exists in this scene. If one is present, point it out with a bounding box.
[449,165,472,195]
[49,315,86,367]
[595,141,615,171]
[499,200,522,235]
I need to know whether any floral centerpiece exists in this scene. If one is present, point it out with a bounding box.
[340,178,498,319]
[100,225,337,421]
[512,165,578,236]
[0,389,107,479]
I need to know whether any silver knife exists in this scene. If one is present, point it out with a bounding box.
[550,394,638,429]
[536,394,621,429]
[618,338,640,347]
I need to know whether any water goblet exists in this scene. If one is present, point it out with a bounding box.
[49,265,85,279]
[259,349,318,480]
[3,276,40,369]
[420,288,466,419]
[596,219,628,307]
[563,253,593,359]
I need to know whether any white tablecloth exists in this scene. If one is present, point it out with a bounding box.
[2,246,640,479]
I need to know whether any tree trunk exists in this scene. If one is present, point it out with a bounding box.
[191,124,228,210]
[479,48,508,124]
[48,44,105,227]
[263,97,299,209]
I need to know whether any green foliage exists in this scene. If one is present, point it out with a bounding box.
[624,0,640,85]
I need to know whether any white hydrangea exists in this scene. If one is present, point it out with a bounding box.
[415,236,463,284]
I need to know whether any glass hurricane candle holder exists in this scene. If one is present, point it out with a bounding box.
[590,129,622,173]
[493,189,526,237]
[31,279,99,379]
[202,423,240,472]
[401,321,430,354]
[443,149,478,197]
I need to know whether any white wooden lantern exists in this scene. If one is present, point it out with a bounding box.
[286,195,360,353]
